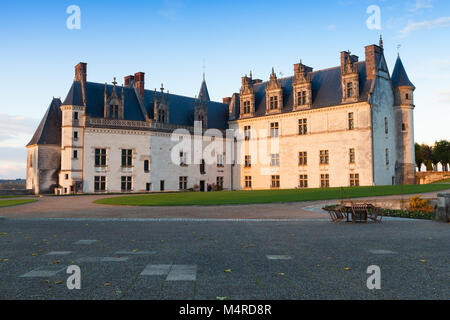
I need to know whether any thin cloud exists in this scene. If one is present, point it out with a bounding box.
[409,0,433,12]
[399,16,450,37]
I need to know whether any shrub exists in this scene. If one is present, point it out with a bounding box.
[409,195,434,213]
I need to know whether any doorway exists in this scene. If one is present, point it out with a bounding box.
[200,180,205,192]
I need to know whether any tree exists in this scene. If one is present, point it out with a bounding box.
[415,143,424,171]
[421,144,433,171]
[433,140,450,172]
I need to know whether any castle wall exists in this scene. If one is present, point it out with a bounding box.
[230,102,374,190]
[82,127,232,193]
[26,145,61,194]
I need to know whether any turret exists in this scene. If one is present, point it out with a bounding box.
[392,55,416,185]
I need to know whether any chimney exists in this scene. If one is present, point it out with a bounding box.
[124,75,135,87]
[223,97,231,105]
[75,62,87,83]
[134,72,145,99]
[365,44,383,80]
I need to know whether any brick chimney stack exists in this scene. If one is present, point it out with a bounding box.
[75,62,87,83]
[134,72,145,98]
[124,75,135,87]
[365,44,384,80]
[223,97,231,105]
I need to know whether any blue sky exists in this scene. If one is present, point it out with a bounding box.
[0,0,449,178]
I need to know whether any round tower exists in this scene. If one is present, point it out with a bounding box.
[392,55,416,185]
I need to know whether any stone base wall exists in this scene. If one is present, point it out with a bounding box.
[416,172,450,184]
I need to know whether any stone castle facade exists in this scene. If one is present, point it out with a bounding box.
[26,39,416,194]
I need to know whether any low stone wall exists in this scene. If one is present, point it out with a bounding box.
[435,193,450,222]
[0,189,34,196]
[342,197,437,211]
[416,171,450,184]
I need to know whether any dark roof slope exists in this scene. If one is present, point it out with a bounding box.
[62,80,229,130]
[391,56,415,88]
[27,98,62,146]
[198,79,210,102]
[251,62,371,117]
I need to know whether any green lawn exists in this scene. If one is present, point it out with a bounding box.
[94,184,450,207]
[0,199,38,208]
[0,195,35,199]
[433,178,450,184]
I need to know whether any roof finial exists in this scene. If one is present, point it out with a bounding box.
[379,35,384,49]
[249,70,252,78]
[397,44,402,57]
[202,59,206,81]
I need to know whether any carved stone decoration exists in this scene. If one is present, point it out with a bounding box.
[154,84,170,124]
[194,92,208,129]
[239,73,255,118]
[265,68,283,114]
[104,78,124,120]
[340,51,359,103]
[292,62,313,111]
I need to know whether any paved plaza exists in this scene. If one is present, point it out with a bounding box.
[0,216,448,300]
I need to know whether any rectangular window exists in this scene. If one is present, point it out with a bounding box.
[121,149,133,167]
[298,118,307,135]
[144,160,149,172]
[179,151,187,166]
[244,126,251,141]
[121,176,132,191]
[217,154,224,167]
[160,180,165,191]
[270,154,280,167]
[320,150,329,165]
[385,149,390,166]
[385,117,389,134]
[95,148,107,167]
[297,91,307,106]
[348,112,354,130]
[110,105,119,119]
[245,155,251,168]
[298,151,307,166]
[216,177,224,190]
[349,148,355,164]
[179,176,188,190]
[347,83,353,98]
[146,183,151,191]
[320,174,330,188]
[270,122,279,138]
[402,123,407,131]
[65,174,69,180]
[350,173,360,187]
[73,131,78,140]
[243,101,251,114]
[299,175,308,188]
[74,112,79,120]
[245,176,252,188]
[269,96,278,110]
[73,150,78,159]
[271,175,280,188]
[94,176,106,192]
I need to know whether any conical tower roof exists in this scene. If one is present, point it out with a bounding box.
[391,56,415,89]
[27,98,62,146]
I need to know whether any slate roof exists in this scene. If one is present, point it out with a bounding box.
[250,62,372,117]
[62,80,229,130]
[391,56,415,89]
[27,98,62,146]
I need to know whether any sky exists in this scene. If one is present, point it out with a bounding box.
[0,0,449,179]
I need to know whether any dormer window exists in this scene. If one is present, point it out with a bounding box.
[158,110,167,123]
[243,101,251,114]
[297,91,307,105]
[347,83,354,98]
[269,96,278,110]
[109,104,119,119]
